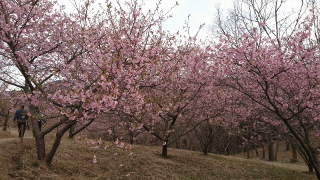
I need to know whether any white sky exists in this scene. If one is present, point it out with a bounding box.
[57,0,308,42]
[57,0,234,41]
[143,0,233,40]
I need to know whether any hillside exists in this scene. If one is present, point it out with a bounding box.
[0,128,317,180]
[232,142,311,170]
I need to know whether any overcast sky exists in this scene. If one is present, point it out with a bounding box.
[57,0,234,41]
[144,0,233,40]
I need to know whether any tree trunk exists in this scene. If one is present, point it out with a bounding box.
[129,131,134,144]
[203,145,208,155]
[31,116,46,160]
[46,121,75,165]
[308,163,314,173]
[285,141,290,151]
[68,123,76,138]
[311,153,320,174]
[3,112,9,131]
[275,140,279,161]
[35,132,46,160]
[262,144,265,159]
[130,135,134,144]
[246,147,250,159]
[226,146,230,156]
[162,141,168,158]
[290,143,298,163]
[255,147,259,157]
[268,141,274,161]
[276,113,320,179]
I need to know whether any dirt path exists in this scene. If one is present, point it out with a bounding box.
[0,127,34,144]
[222,155,309,172]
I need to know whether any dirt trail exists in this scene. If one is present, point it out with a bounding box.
[0,127,34,144]
[222,155,309,172]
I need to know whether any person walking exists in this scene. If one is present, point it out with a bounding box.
[13,105,28,137]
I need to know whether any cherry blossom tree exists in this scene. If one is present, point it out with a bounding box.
[212,9,320,178]
[123,32,227,157]
[0,0,92,164]
[0,0,183,165]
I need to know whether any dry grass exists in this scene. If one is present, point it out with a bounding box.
[0,129,317,180]
[0,130,15,139]
[233,141,317,166]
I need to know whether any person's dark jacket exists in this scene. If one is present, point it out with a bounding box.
[13,109,28,122]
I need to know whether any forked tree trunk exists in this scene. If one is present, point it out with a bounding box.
[30,106,74,165]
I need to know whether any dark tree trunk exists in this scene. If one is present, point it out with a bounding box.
[68,123,76,138]
[246,147,250,159]
[275,111,320,179]
[268,141,274,161]
[262,144,265,159]
[203,145,208,155]
[275,140,279,161]
[312,153,320,174]
[286,141,290,151]
[290,143,298,163]
[129,131,134,144]
[308,164,314,173]
[130,135,134,144]
[46,121,75,165]
[225,145,230,156]
[255,147,259,157]
[162,143,168,158]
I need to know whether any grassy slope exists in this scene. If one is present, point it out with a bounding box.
[0,129,317,180]
[233,142,307,165]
